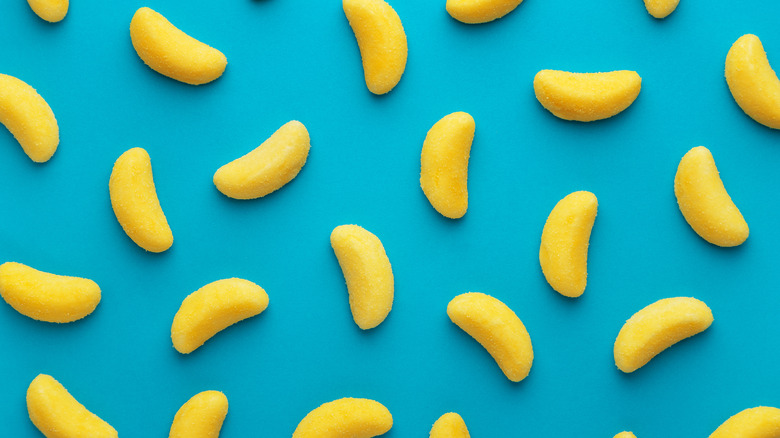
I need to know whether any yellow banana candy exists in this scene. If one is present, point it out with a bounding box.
[27,0,68,22]
[213,121,310,200]
[726,34,780,129]
[109,147,173,253]
[169,391,228,438]
[171,278,269,354]
[709,406,780,438]
[0,74,58,162]
[420,112,475,219]
[343,0,407,94]
[534,70,641,122]
[331,225,394,330]
[0,262,100,323]
[614,297,713,373]
[674,146,748,247]
[643,0,679,19]
[27,374,117,438]
[446,0,524,24]
[293,398,392,438]
[130,7,227,85]
[539,191,598,298]
[430,413,470,438]
[447,292,533,382]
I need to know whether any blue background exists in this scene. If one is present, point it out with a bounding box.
[1,0,779,436]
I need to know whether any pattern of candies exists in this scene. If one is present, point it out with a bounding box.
[2,0,779,436]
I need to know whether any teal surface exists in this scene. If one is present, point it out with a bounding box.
[1,0,780,436]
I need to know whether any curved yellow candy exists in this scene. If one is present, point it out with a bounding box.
[447,292,533,382]
[331,225,394,330]
[430,413,470,438]
[710,406,780,438]
[446,0,523,24]
[614,432,637,438]
[674,146,748,247]
[0,74,58,162]
[169,391,228,438]
[725,34,780,129]
[109,147,173,253]
[130,7,227,85]
[213,121,310,200]
[534,70,641,122]
[0,262,100,323]
[539,191,597,298]
[643,0,679,19]
[343,0,407,95]
[614,297,713,373]
[27,0,68,22]
[420,112,475,219]
[27,374,117,438]
[293,398,392,438]
[171,278,269,354]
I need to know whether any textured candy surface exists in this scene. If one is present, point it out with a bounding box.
[331,225,394,330]
[446,0,524,24]
[293,398,392,438]
[709,406,780,438]
[171,278,269,354]
[0,74,58,162]
[27,374,117,438]
[539,191,598,298]
[430,413,470,438]
[130,7,227,85]
[0,262,100,323]
[27,0,68,22]
[169,391,228,438]
[674,146,748,247]
[644,0,679,18]
[447,292,533,382]
[420,112,474,219]
[343,0,407,94]
[614,297,713,373]
[534,70,641,121]
[214,121,310,200]
[725,34,780,129]
[109,147,173,253]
